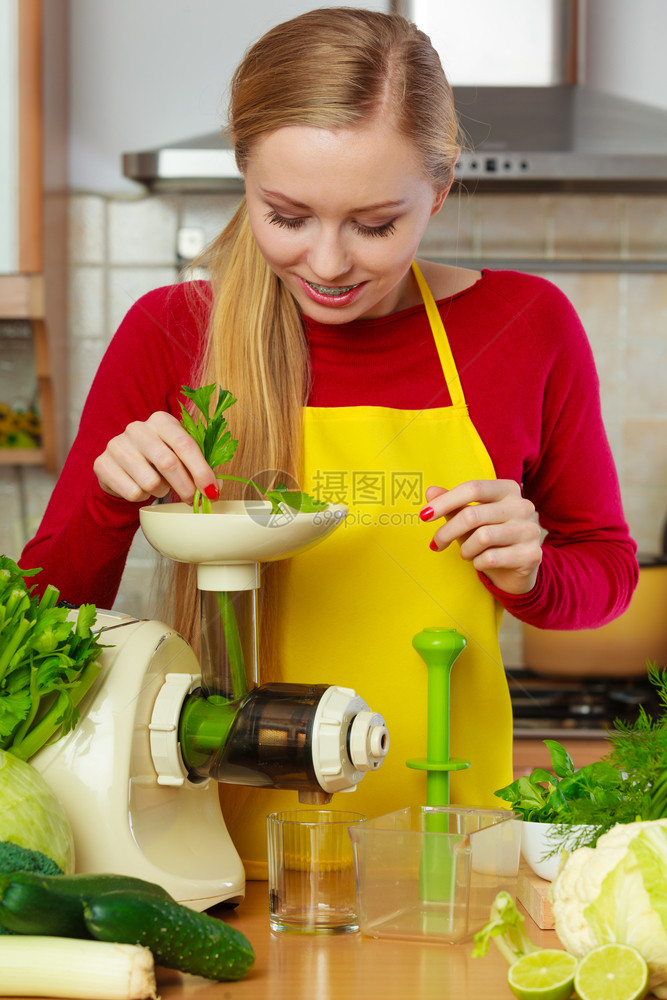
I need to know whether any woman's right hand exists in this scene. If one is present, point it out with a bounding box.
[93,410,220,504]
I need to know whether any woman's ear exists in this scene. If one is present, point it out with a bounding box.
[430,187,450,216]
[430,155,459,216]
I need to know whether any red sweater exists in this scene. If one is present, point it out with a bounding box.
[20,269,637,628]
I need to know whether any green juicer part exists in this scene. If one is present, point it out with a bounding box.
[406,627,470,804]
[407,627,470,906]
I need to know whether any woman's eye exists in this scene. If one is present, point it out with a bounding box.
[264,210,396,238]
[353,220,397,238]
[265,210,305,230]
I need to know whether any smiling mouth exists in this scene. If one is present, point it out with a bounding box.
[305,280,361,296]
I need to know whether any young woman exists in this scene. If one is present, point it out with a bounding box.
[20,8,637,876]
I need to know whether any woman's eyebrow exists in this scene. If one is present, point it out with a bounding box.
[260,188,407,213]
[350,199,407,213]
[261,189,311,209]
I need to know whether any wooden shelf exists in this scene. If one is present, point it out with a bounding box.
[0,274,45,318]
[0,0,67,472]
[0,448,45,466]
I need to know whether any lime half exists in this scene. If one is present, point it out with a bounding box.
[574,943,649,1000]
[507,950,577,1000]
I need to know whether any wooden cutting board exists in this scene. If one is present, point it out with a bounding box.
[517,861,554,929]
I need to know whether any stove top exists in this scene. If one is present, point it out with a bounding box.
[507,667,661,739]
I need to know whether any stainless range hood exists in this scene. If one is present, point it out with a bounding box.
[122,0,667,194]
[123,132,243,193]
[453,84,667,192]
[123,83,667,194]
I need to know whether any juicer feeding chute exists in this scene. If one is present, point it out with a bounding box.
[30,499,389,910]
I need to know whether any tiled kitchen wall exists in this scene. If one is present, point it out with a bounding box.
[1,188,666,665]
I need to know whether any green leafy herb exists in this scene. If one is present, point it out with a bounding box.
[605,663,667,819]
[0,556,106,760]
[496,662,667,850]
[494,740,625,824]
[179,384,326,515]
[180,385,238,480]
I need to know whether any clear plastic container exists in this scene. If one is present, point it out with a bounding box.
[349,806,522,943]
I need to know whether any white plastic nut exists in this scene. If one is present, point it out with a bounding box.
[349,710,390,771]
[149,672,202,786]
[311,686,389,794]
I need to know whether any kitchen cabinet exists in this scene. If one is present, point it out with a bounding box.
[0,0,67,470]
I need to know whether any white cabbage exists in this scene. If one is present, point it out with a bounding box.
[0,749,74,873]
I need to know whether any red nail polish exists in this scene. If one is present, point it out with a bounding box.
[429,540,439,551]
[204,483,220,500]
[419,506,434,522]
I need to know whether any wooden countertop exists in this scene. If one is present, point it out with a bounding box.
[8,882,561,1000]
[164,883,560,999]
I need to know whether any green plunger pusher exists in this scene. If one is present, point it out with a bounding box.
[407,627,470,909]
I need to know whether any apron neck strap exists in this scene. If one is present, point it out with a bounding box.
[411,261,467,409]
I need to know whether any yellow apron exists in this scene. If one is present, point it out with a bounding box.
[224,263,513,878]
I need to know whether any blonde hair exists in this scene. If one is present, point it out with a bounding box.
[167,8,460,672]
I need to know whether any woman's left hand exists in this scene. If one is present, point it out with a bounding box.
[421,480,542,595]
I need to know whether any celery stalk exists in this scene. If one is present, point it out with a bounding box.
[216,591,248,702]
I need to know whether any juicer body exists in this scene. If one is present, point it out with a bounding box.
[30,610,389,910]
[31,611,245,910]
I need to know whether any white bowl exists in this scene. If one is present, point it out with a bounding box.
[140,499,348,591]
[140,500,347,565]
[521,821,594,881]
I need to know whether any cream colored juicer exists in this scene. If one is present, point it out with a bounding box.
[30,501,389,910]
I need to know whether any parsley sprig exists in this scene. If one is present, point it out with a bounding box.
[0,556,106,760]
[179,384,326,515]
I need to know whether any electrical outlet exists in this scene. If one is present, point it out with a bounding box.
[177,226,205,262]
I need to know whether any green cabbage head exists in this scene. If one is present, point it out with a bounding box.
[0,748,74,873]
[552,818,667,998]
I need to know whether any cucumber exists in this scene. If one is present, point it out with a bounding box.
[0,871,171,936]
[84,890,255,982]
[0,874,87,936]
[0,870,255,982]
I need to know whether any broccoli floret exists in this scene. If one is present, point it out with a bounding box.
[0,841,64,935]
[0,840,63,876]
